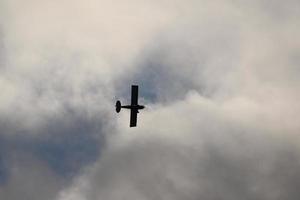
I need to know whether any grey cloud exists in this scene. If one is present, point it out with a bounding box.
[1,0,170,198]
[0,153,65,200]
[119,29,241,103]
[0,13,115,200]
[58,99,300,200]
[236,0,300,21]
[0,100,109,198]
[1,0,300,200]
[58,0,300,200]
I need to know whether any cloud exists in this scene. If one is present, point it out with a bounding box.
[57,1,300,200]
[0,0,175,198]
[58,93,300,200]
[0,153,65,200]
[1,0,300,200]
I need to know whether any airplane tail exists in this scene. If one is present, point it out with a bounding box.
[116,100,121,113]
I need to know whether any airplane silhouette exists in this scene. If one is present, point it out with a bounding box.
[116,85,145,127]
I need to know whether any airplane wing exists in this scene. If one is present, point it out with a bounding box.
[131,85,138,105]
[130,109,138,127]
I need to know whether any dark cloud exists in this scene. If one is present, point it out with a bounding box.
[116,17,243,104]
[0,102,110,199]
[0,153,64,200]
[59,126,300,200]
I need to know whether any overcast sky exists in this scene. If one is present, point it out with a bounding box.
[0,0,300,199]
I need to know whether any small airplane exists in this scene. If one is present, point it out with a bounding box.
[116,85,145,127]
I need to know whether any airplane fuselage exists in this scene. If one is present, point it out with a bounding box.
[121,105,145,110]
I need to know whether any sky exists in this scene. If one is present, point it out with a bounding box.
[0,0,300,199]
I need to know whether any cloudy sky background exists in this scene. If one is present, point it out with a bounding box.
[0,0,300,199]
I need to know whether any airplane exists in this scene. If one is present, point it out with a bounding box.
[116,85,145,127]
